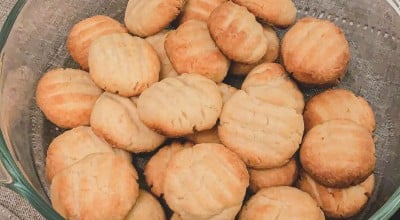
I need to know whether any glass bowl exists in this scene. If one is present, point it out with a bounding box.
[0,0,399,219]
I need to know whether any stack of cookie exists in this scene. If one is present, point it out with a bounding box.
[34,0,377,219]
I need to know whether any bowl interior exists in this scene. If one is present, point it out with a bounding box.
[0,0,399,219]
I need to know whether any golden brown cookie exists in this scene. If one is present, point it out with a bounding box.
[232,0,297,27]
[239,186,325,220]
[36,68,102,129]
[145,30,178,80]
[300,119,375,188]
[125,190,166,220]
[165,20,230,82]
[90,92,166,153]
[297,172,374,219]
[46,126,114,183]
[208,1,268,64]
[282,17,350,86]
[163,143,249,219]
[88,33,160,97]
[124,0,186,37]
[249,157,298,192]
[180,0,227,24]
[186,126,220,144]
[137,73,223,137]
[241,63,304,113]
[144,142,193,197]
[219,90,304,169]
[51,153,139,220]
[67,15,128,70]
[231,25,280,76]
[304,89,376,133]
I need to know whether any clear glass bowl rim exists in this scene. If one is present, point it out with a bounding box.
[0,0,398,219]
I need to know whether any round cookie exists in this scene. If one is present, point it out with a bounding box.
[165,20,230,82]
[36,68,102,129]
[249,157,298,192]
[208,1,268,64]
[124,0,186,37]
[164,144,249,219]
[300,119,375,188]
[232,0,297,27]
[125,190,166,220]
[304,89,376,133]
[137,73,223,137]
[145,30,178,80]
[90,92,166,153]
[67,15,128,70]
[219,90,304,168]
[144,141,194,197]
[180,0,227,24]
[282,17,350,86]
[51,153,139,220]
[88,33,160,97]
[231,25,280,76]
[239,186,325,220]
[297,172,374,218]
[241,63,304,114]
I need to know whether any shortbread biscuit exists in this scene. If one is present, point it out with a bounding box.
[219,90,304,168]
[297,172,374,218]
[300,119,375,187]
[208,1,268,64]
[67,15,128,70]
[232,0,297,27]
[282,17,350,86]
[164,144,249,219]
[90,92,165,153]
[89,33,160,97]
[239,186,325,220]
[51,153,139,220]
[165,20,230,82]
[124,0,186,37]
[249,157,298,192]
[144,141,193,197]
[125,190,166,220]
[137,74,223,136]
[36,68,102,129]
[145,30,178,80]
[186,126,220,144]
[231,25,280,76]
[241,63,304,113]
[304,89,375,132]
[180,0,226,24]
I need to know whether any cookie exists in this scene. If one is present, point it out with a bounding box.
[249,157,298,192]
[163,143,249,219]
[304,89,375,132]
[165,20,230,82]
[51,153,139,220]
[219,90,303,168]
[282,17,350,86]
[67,15,128,70]
[90,92,166,153]
[36,68,102,129]
[186,126,220,144]
[232,0,297,27]
[297,172,374,218]
[300,119,375,188]
[145,30,178,80]
[137,73,223,137]
[125,190,166,220]
[231,25,280,76]
[144,141,193,197]
[124,0,186,37]
[241,63,304,113]
[88,33,160,97]
[180,0,227,24]
[239,186,325,220]
[208,1,268,64]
